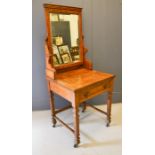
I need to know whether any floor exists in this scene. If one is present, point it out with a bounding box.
[32,103,122,155]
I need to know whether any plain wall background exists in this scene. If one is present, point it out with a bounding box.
[32,0,122,110]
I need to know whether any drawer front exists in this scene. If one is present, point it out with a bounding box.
[78,79,113,103]
[49,82,74,102]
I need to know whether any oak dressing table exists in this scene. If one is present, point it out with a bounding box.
[43,4,115,147]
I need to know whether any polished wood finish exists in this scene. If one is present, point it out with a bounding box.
[48,84,56,127]
[43,4,115,147]
[107,91,113,126]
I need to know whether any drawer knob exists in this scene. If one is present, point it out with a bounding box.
[84,91,89,97]
[103,85,105,89]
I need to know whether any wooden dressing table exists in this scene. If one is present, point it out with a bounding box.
[43,4,115,147]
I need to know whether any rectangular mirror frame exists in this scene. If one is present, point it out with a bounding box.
[44,4,84,70]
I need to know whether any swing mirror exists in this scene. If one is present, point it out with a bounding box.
[44,4,84,69]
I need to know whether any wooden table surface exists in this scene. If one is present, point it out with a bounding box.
[55,68,114,91]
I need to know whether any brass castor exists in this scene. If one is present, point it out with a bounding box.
[106,123,110,127]
[74,144,78,148]
[52,118,57,127]
[82,109,85,113]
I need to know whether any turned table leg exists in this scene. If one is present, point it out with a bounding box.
[48,82,56,127]
[72,102,80,148]
[82,102,87,112]
[106,91,112,127]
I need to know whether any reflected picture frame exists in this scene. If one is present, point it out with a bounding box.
[58,45,72,61]
[53,54,59,66]
[58,45,70,54]
[52,45,62,64]
[70,46,80,61]
[61,53,72,64]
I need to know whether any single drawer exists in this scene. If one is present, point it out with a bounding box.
[78,79,112,103]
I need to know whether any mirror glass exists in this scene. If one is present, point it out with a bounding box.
[50,13,80,66]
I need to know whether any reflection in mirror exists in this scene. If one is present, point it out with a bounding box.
[50,13,80,66]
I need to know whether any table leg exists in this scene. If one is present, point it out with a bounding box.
[48,82,56,127]
[72,102,80,148]
[82,102,87,112]
[107,91,112,127]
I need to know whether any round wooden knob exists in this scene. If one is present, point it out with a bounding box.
[84,91,89,97]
